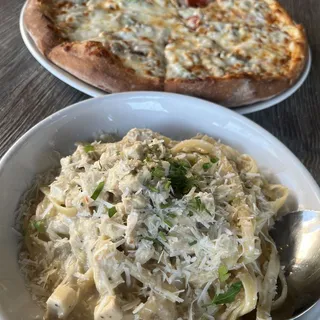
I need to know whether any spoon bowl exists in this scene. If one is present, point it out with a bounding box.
[270,210,320,319]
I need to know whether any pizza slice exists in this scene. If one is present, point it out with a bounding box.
[212,0,296,26]
[165,0,307,106]
[25,0,182,91]
[163,32,304,106]
[175,0,296,27]
[197,22,306,77]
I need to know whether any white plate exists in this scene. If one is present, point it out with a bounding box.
[19,2,311,115]
[0,92,319,319]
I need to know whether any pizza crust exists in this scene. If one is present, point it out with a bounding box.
[49,42,164,92]
[165,35,308,107]
[165,77,290,107]
[24,0,62,56]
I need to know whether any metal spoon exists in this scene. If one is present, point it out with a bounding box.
[270,210,320,319]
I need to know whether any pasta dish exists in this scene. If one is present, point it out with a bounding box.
[19,128,288,320]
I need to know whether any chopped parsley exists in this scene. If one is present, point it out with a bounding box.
[32,220,45,233]
[164,180,171,191]
[168,160,195,196]
[168,213,177,219]
[212,281,243,305]
[91,181,105,200]
[160,201,171,209]
[163,218,173,228]
[189,240,197,246]
[143,236,162,247]
[151,166,165,179]
[144,236,155,242]
[158,231,167,241]
[108,206,117,218]
[147,184,159,193]
[218,265,230,282]
[84,144,94,153]
[189,197,207,212]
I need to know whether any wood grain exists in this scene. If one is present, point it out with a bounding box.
[0,0,320,187]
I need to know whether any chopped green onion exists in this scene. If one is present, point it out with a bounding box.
[147,185,159,193]
[202,162,213,171]
[164,180,171,191]
[211,157,219,164]
[178,160,191,168]
[168,213,177,219]
[218,265,230,282]
[164,219,173,228]
[189,240,197,246]
[144,156,152,162]
[151,166,165,179]
[189,197,206,212]
[32,220,45,233]
[108,206,117,218]
[158,231,166,241]
[212,281,243,305]
[84,144,94,153]
[160,201,171,209]
[143,236,162,246]
[143,236,156,242]
[188,211,194,217]
[91,181,105,200]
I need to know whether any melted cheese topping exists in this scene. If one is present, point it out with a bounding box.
[47,0,305,81]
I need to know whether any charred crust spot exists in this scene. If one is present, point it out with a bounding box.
[85,42,118,61]
[126,67,136,74]
[186,0,209,8]
[266,14,277,24]
[63,43,73,51]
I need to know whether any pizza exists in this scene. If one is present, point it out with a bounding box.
[24,0,307,107]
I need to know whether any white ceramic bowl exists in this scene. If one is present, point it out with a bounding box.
[0,92,319,319]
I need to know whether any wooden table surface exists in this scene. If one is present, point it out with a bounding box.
[0,0,319,177]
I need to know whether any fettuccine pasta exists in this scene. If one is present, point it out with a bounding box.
[19,129,288,320]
